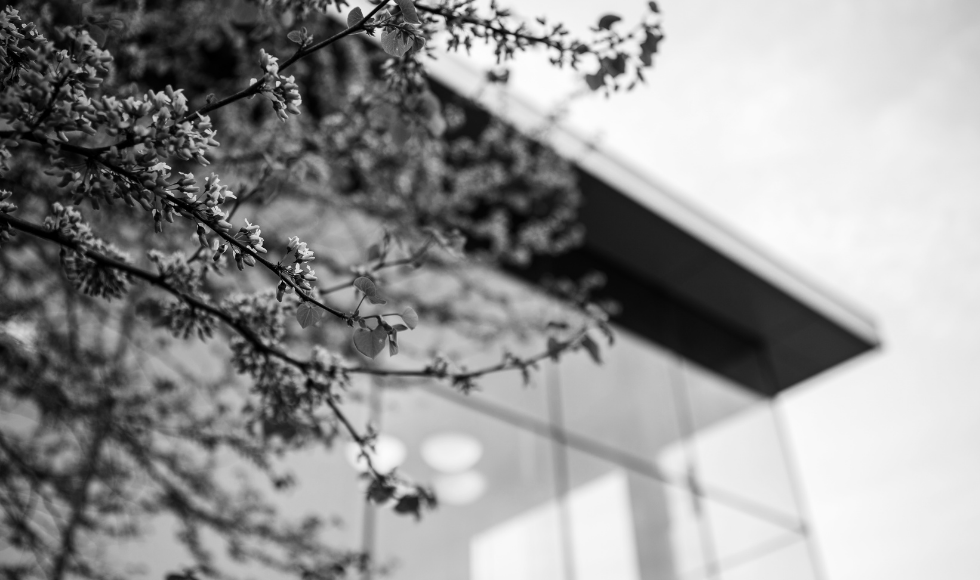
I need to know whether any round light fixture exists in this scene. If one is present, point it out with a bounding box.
[420,432,483,474]
[433,471,487,505]
[345,434,406,474]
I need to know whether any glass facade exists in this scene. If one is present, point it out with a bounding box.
[357,328,820,580]
[108,316,822,580]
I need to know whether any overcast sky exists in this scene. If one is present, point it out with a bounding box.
[427,0,980,578]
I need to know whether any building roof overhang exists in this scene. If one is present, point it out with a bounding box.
[427,56,879,396]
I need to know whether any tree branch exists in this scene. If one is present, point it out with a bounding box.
[414,2,565,51]
[1,212,595,497]
[1,213,594,384]
[279,0,392,72]
[15,133,349,320]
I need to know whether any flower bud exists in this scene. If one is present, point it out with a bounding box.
[213,243,227,262]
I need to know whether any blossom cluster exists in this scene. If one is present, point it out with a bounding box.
[0,11,220,223]
[223,291,290,375]
[0,7,41,73]
[254,50,302,122]
[277,235,318,300]
[98,87,219,163]
[0,189,15,244]
[174,172,237,229]
[43,203,131,299]
[147,250,200,294]
[0,18,110,136]
[226,218,266,271]
[0,14,217,157]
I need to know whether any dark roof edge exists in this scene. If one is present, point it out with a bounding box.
[425,55,879,352]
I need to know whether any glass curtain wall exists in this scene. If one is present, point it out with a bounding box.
[365,328,820,580]
[106,321,821,580]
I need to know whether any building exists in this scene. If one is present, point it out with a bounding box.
[320,58,879,580]
[99,43,877,580]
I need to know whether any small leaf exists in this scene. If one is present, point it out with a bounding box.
[353,276,378,297]
[381,29,414,57]
[347,6,364,28]
[388,335,399,357]
[105,19,126,32]
[367,478,396,503]
[390,324,409,332]
[296,302,323,329]
[353,327,388,359]
[87,24,106,46]
[394,494,422,519]
[396,0,421,25]
[585,71,606,91]
[649,1,660,13]
[581,334,602,365]
[602,54,627,77]
[367,243,380,261]
[401,307,418,330]
[597,14,622,30]
[287,30,304,44]
[367,295,388,305]
[639,29,663,67]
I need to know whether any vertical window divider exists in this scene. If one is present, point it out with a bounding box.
[546,362,578,580]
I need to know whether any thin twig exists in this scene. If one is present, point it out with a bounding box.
[414,2,565,51]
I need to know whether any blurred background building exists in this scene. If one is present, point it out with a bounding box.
[416,2,980,579]
[323,64,879,579]
[115,47,878,579]
[118,1,980,578]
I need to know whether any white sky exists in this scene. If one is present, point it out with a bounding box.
[423,0,980,578]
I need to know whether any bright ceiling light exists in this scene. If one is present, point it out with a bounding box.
[345,434,406,474]
[420,432,483,474]
[433,471,487,505]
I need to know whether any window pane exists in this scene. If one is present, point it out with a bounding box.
[719,538,818,580]
[557,329,685,463]
[683,361,802,520]
[373,385,560,580]
[565,446,709,580]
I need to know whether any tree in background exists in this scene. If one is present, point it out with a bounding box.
[0,1,662,578]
